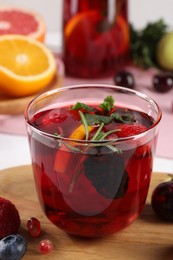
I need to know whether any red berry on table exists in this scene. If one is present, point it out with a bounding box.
[151,178,173,220]
[114,71,135,89]
[115,124,147,138]
[153,73,173,93]
[0,197,21,239]
[39,239,53,254]
[27,217,41,237]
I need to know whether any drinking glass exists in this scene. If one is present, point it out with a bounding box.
[24,85,161,237]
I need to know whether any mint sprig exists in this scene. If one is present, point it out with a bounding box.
[71,96,115,113]
[71,102,95,111]
[99,96,114,113]
[85,112,134,126]
[71,96,134,126]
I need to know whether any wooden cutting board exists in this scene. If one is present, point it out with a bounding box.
[0,165,173,260]
[0,55,64,115]
[0,74,63,115]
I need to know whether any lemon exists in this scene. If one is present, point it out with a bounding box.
[157,32,173,70]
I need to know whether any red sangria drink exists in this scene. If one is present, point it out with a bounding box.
[24,85,161,237]
[62,0,129,78]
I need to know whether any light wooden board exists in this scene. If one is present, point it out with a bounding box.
[0,74,63,115]
[0,165,173,260]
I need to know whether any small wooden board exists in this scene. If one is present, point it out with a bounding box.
[0,55,64,115]
[0,74,63,115]
[0,165,173,260]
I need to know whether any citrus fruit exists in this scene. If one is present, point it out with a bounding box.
[64,10,101,59]
[157,32,173,70]
[69,124,94,140]
[65,10,100,40]
[92,16,129,60]
[0,34,56,97]
[0,6,46,42]
[109,16,129,55]
[64,11,129,60]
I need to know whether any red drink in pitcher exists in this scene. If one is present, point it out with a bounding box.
[62,0,129,78]
[25,85,161,237]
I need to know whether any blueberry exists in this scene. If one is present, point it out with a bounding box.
[0,234,27,260]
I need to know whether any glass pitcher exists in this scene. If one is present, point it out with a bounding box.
[62,0,129,78]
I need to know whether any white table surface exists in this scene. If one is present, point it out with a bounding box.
[0,32,173,174]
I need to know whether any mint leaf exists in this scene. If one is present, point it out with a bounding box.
[85,113,112,126]
[70,96,134,126]
[99,96,114,113]
[85,112,134,126]
[71,102,94,111]
[71,96,115,113]
[111,113,135,123]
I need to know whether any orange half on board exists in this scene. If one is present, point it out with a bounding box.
[0,34,57,98]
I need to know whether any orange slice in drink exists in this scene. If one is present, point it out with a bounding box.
[64,10,129,60]
[108,16,129,56]
[0,34,56,97]
[69,124,94,140]
[54,124,95,174]
[64,10,101,59]
[92,16,129,59]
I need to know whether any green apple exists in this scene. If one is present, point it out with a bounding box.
[157,32,173,70]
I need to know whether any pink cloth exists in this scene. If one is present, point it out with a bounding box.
[0,65,172,159]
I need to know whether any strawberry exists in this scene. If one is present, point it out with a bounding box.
[116,124,147,138]
[0,197,21,239]
[116,123,152,162]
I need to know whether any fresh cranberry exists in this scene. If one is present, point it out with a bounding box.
[39,239,53,254]
[151,179,173,220]
[114,71,135,89]
[153,73,173,93]
[27,217,41,237]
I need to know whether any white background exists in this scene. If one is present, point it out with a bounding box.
[0,0,172,33]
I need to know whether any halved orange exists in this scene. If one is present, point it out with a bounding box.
[0,34,56,97]
[0,6,46,42]
[64,11,129,60]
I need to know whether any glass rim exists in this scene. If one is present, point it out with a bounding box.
[24,84,162,143]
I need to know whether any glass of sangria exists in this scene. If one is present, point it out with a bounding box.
[62,0,129,78]
[24,85,161,237]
